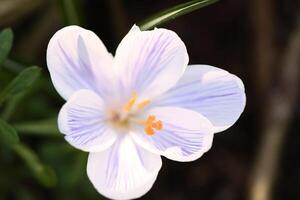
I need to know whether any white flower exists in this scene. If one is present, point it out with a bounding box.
[46,25,246,200]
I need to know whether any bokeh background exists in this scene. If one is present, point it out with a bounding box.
[0,0,300,199]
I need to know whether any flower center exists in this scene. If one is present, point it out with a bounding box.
[109,92,163,135]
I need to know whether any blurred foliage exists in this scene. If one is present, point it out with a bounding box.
[13,143,57,188]
[0,28,13,66]
[0,119,19,147]
[0,66,41,104]
[59,0,83,25]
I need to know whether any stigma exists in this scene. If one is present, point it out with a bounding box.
[123,92,138,112]
[123,92,151,112]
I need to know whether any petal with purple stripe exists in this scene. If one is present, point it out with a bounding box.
[47,26,114,100]
[87,135,162,200]
[131,107,214,162]
[156,65,246,133]
[113,25,189,102]
[58,89,116,152]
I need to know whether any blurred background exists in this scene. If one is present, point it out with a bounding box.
[0,0,300,199]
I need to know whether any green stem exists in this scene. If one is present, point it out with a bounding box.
[13,118,60,137]
[13,143,57,188]
[60,0,82,25]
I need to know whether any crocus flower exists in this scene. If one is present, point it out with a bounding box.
[46,25,246,200]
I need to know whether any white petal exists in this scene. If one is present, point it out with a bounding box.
[87,135,162,200]
[131,107,214,162]
[156,65,246,132]
[58,89,116,152]
[113,25,188,101]
[47,25,114,100]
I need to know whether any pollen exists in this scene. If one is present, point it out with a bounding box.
[144,115,163,135]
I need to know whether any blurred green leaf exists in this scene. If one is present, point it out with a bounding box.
[0,66,41,104]
[139,0,219,30]
[13,143,57,188]
[39,142,100,198]
[0,93,23,120]
[13,118,60,137]
[0,119,19,147]
[3,59,26,73]
[0,28,13,66]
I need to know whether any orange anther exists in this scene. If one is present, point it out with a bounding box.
[144,126,155,135]
[156,120,163,130]
[146,115,156,124]
[143,116,163,135]
[151,123,158,129]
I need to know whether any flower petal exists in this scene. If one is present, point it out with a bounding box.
[114,25,189,101]
[156,65,246,132]
[131,107,214,162]
[58,89,116,152]
[87,135,162,200]
[47,26,114,100]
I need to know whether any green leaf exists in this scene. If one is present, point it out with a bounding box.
[13,143,57,188]
[0,66,41,104]
[0,119,19,147]
[139,0,219,30]
[0,28,13,66]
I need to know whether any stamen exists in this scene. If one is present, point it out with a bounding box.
[123,92,138,112]
[151,120,163,130]
[137,99,151,110]
[156,120,163,130]
[146,115,156,123]
[144,126,155,135]
[144,115,163,135]
[128,115,163,135]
